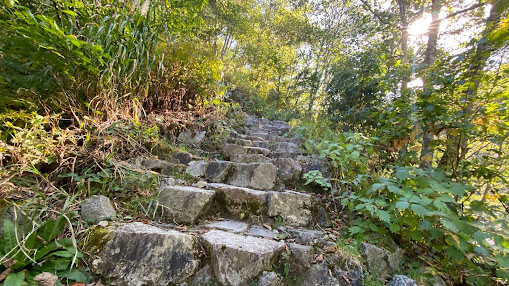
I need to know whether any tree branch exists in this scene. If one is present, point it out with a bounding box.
[359,0,389,25]
[432,2,488,24]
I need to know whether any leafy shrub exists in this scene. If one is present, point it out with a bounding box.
[346,166,509,284]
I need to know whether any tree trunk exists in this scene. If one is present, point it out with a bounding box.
[419,0,442,168]
[438,0,505,172]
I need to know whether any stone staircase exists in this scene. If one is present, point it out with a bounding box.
[85,116,368,286]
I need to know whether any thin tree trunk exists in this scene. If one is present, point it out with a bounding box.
[438,0,505,172]
[419,0,442,168]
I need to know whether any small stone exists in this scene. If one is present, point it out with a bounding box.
[80,195,116,224]
[197,181,208,188]
[204,220,249,233]
[97,221,109,227]
[202,230,284,286]
[157,186,215,224]
[267,191,313,226]
[186,161,208,178]
[173,152,192,165]
[33,272,58,286]
[390,275,418,286]
[257,271,281,286]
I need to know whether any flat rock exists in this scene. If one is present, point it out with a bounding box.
[207,183,268,215]
[286,228,324,244]
[91,222,198,286]
[157,186,215,224]
[204,220,249,233]
[201,230,284,286]
[80,195,116,224]
[232,154,271,163]
[238,134,267,142]
[271,158,302,182]
[251,141,270,149]
[186,160,208,177]
[228,163,277,190]
[248,225,275,238]
[267,191,313,226]
[205,161,233,183]
[221,144,247,159]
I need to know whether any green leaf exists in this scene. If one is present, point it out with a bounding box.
[433,200,448,211]
[389,223,400,233]
[60,268,89,283]
[376,210,391,223]
[4,272,25,286]
[395,169,409,181]
[441,218,458,232]
[418,220,432,230]
[38,217,66,243]
[495,255,509,268]
[446,246,464,263]
[387,184,402,195]
[349,226,364,235]
[2,219,17,255]
[395,201,410,211]
[410,204,429,217]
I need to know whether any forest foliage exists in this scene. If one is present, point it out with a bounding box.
[0,0,508,285]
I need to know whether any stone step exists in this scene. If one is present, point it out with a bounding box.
[157,185,215,224]
[231,154,271,163]
[206,183,268,216]
[221,143,271,159]
[237,134,267,142]
[269,141,301,153]
[201,230,285,286]
[268,190,314,226]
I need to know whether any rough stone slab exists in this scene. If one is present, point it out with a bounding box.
[204,220,249,233]
[201,230,284,286]
[141,159,171,172]
[246,147,271,156]
[92,222,198,286]
[251,141,270,149]
[172,152,192,165]
[221,144,247,159]
[205,161,233,183]
[207,183,268,215]
[249,132,270,140]
[267,191,313,226]
[271,158,302,182]
[192,266,213,285]
[232,154,271,163]
[238,134,267,142]
[270,142,300,153]
[301,262,339,286]
[80,195,116,224]
[288,243,313,270]
[177,130,206,146]
[157,186,215,224]
[228,163,277,190]
[231,138,253,147]
[328,253,363,286]
[248,226,275,238]
[186,160,208,178]
[361,242,402,277]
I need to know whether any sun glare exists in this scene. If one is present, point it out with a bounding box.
[408,15,432,36]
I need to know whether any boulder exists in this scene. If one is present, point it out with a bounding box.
[91,222,199,286]
[205,161,233,183]
[201,230,284,286]
[157,186,215,224]
[172,152,192,165]
[228,163,277,190]
[360,242,402,278]
[390,275,418,286]
[257,271,281,286]
[271,158,302,182]
[80,195,116,224]
[267,191,313,226]
[186,160,208,178]
[207,183,268,215]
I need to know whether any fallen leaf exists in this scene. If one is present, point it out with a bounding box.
[34,272,59,286]
[71,283,86,286]
[314,254,323,263]
[324,245,337,253]
[87,279,104,286]
[262,223,272,230]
